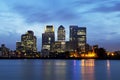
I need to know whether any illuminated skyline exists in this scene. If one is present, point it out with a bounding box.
[0,0,120,51]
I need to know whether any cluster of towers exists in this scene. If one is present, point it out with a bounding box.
[42,25,86,56]
[42,25,66,55]
[16,25,86,56]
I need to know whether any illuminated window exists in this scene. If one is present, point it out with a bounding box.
[48,37,51,40]
[77,31,86,35]
[78,38,85,41]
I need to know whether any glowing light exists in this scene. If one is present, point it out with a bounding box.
[80,52,97,58]
[70,52,79,58]
[111,53,114,56]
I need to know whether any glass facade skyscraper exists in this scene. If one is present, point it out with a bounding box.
[69,25,78,51]
[77,27,86,52]
[69,26,86,53]
[42,25,55,51]
[57,25,65,41]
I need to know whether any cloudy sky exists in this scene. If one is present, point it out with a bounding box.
[0,0,120,51]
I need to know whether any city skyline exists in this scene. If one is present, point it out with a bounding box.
[0,0,120,51]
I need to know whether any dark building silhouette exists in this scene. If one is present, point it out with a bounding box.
[16,42,22,51]
[51,41,63,52]
[42,25,55,55]
[66,41,71,52]
[86,44,92,52]
[77,27,86,53]
[0,44,9,56]
[69,25,78,51]
[93,45,99,53]
[69,26,86,53]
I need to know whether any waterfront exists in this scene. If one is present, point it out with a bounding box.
[0,59,120,80]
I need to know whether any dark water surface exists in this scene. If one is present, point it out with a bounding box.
[0,59,120,80]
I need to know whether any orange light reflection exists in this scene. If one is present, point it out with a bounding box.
[81,59,95,80]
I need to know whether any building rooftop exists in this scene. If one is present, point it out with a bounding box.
[58,25,65,29]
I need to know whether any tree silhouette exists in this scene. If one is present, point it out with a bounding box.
[97,48,107,58]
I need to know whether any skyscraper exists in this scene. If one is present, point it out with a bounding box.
[42,25,55,52]
[69,25,78,51]
[69,26,86,53]
[16,30,37,54]
[77,27,86,53]
[57,25,65,41]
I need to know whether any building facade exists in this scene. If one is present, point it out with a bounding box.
[57,25,65,41]
[42,25,55,52]
[51,41,66,53]
[77,27,86,53]
[55,25,66,52]
[69,26,86,53]
[69,25,78,51]
[16,30,37,54]
[0,44,9,56]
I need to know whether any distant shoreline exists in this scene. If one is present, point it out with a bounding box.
[0,57,120,60]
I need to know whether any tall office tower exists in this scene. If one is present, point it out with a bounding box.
[69,25,78,51]
[16,30,37,54]
[77,27,86,53]
[69,26,86,53]
[55,25,66,52]
[42,25,55,52]
[57,25,65,41]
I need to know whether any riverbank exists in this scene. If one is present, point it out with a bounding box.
[0,57,120,60]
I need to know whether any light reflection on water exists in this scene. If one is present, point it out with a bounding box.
[107,60,111,80]
[0,59,120,80]
[81,59,95,80]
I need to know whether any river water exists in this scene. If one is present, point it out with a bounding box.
[0,59,119,80]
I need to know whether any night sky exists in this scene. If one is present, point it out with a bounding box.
[0,0,120,51]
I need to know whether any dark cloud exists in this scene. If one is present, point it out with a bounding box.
[54,8,79,21]
[101,32,118,35]
[12,1,79,24]
[13,5,51,23]
[108,32,118,35]
[26,11,53,23]
[89,2,120,13]
[72,0,99,6]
